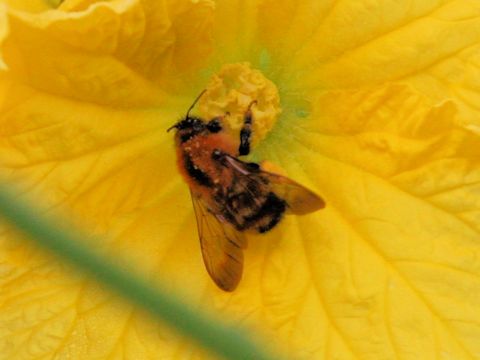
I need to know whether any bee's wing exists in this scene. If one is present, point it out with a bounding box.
[223,154,325,215]
[190,190,247,292]
[260,171,326,214]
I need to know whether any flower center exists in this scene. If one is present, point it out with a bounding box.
[199,62,281,150]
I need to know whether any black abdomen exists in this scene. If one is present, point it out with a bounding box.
[222,177,286,233]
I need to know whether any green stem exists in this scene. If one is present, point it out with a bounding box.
[0,185,282,360]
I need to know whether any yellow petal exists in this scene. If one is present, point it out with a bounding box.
[255,83,480,358]
[258,1,480,86]
[258,0,480,131]
[0,76,197,358]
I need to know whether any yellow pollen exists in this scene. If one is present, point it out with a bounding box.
[199,62,281,150]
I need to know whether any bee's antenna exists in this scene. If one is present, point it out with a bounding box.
[166,123,177,132]
[186,89,207,118]
[246,100,258,112]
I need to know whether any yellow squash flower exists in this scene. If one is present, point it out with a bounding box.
[1,0,480,359]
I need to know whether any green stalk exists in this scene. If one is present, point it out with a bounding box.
[0,184,282,360]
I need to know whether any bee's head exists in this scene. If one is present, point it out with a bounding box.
[168,116,222,142]
[168,116,205,132]
[167,90,222,141]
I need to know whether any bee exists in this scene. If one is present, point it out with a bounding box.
[168,91,325,291]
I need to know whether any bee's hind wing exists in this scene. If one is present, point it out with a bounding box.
[261,171,325,214]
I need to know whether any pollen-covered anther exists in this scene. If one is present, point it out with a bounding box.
[199,62,281,149]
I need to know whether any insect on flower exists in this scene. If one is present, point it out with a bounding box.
[168,91,325,291]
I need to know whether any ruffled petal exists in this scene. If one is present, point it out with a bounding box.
[0,0,214,105]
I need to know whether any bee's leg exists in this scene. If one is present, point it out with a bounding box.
[238,101,257,156]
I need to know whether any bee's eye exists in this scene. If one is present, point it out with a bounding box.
[206,119,222,133]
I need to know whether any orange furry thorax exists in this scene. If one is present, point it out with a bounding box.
[175,132,237,202]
